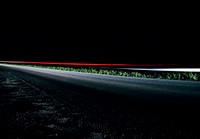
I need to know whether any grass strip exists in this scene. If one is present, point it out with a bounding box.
[11,64,200,81]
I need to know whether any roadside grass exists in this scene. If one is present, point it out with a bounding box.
[13,64,200,81]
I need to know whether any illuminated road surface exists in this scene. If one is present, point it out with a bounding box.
[0,64,200,138]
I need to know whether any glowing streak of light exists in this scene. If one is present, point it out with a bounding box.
[0,61,177,67]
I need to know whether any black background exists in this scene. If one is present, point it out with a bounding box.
[0,5,199,66]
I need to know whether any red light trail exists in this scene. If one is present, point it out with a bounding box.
[0,61,178,68]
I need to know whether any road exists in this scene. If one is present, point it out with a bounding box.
[0,64,200,139]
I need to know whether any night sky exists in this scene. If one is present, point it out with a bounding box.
[0,7,198,66]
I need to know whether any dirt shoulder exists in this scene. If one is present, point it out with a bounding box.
[0,70,92,138]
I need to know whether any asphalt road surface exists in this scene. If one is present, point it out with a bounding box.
[0,64,200,139]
